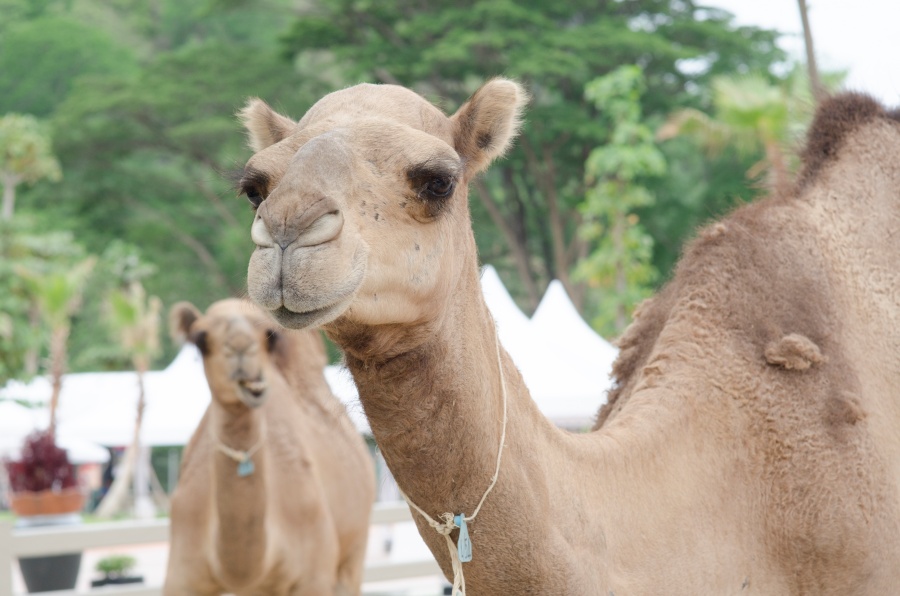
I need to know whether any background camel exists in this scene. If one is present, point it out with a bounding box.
[237,81,900,594]
[163,298,374,595]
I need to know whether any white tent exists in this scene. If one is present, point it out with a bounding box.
[0,268,614,447]
[0,345,368,447]
[480,266,611,429]
[531,279,618,396]
[0,401,109,464]
[1,348,213,447]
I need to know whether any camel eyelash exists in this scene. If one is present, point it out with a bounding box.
[235,167,271,196]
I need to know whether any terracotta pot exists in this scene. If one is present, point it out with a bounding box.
[9,488,85,516]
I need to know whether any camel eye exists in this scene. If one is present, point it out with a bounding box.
[425,176,454,199]
[191,330,209,355]
[245,188,264,209]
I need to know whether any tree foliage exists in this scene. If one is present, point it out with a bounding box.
[96,278,162,519]
[17,254,96,435]
[657,67,843,193]
[576,66,664,336]
[0,16,138,118]
[0,114,61,220]
[0,219,88,386]
[1,0,800,382]
[13,1,333,370]
[281,0,786,318]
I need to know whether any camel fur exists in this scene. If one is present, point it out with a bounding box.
[238,81,900,595]
[163,298,374,595]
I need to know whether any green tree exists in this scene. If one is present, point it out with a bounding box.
[0,16,137,117]
[43,38,331,360]
[0,114,61,221]
[281,0,786,311]
[17,255,96,436]
[0,0,323,370]
[96,279,162,519]
[657,73,794,193]
[0,220,38,384]
[576,66,665,336]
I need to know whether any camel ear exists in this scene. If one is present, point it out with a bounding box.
[239,98,297,152]
[169,301,201,345]
[450,78,528,176]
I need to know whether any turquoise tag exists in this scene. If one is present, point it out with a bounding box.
[455,514,472,563]
[237,458,255,477]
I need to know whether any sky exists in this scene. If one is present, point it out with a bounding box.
[704,0,900,105]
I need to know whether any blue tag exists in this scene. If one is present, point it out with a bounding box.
[455,514,472,563]
[237,458,255,477]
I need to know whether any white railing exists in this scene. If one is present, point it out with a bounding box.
[0,502,442,596]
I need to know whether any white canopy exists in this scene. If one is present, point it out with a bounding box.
[0,267,616,447]
[480,266,611,428]
[531,279,618,394]
[0,346,365,447]
[0,401,110,464]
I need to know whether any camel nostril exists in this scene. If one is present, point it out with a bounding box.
[251,216,276,248]
[296,209,343,248]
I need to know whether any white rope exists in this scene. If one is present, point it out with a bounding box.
[211,422,266,464]
[401,320,509,596]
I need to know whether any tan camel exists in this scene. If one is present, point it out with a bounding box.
[236,82,900,594]
[163,298,374,596]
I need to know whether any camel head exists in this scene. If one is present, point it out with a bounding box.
[239,80,527,345]
[170,299,284,409]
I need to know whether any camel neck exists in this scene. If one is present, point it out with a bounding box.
[208,404,268,585]
[341,268,613,592]
[343,267,561,532]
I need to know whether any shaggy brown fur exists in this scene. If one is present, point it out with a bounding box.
[163,299,374,596]
[595,92,900,592]
[239,81,900,595]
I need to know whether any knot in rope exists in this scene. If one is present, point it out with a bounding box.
[400,319,509,596]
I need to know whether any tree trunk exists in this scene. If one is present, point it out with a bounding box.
[521,138,587,311]
[47,325,69,437]
[612,214,627,333]
[24,306,41,376]
[472,178,540,307]
[797,0,825,103]
[126,198,234,294]
[2,173,21,221]
[95,368,148,519]
[540,148,575,297]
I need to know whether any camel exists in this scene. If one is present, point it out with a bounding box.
[163,298,375,595]
[236,80,900,594]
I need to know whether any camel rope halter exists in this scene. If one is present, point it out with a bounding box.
[400,319,509,596]
[210,421,266,477]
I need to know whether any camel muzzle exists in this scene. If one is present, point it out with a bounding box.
[236,377,268,408]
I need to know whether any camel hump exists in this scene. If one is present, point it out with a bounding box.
[797,92,896,189]
[764,333,826,370]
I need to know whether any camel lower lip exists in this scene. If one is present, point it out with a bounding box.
[272,302,345,329]
[239,379,266,397]
[238,384,267,407]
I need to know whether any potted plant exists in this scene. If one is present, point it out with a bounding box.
[5,430,83,514]
[4,429,85,593]
[91,554,144,587]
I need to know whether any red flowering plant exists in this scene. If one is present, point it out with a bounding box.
[5,430,76,492]
[4,429,84,515]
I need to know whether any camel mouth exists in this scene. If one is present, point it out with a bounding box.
[237,377,267,406]
[272,291,355,330]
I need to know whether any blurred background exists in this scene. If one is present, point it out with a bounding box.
[0,0,896,592]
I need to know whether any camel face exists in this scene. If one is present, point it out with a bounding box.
[240,80,526,332]
[171,299,279,409]
[165,297,376,596]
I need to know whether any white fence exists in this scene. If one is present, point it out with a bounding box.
[0,502,442,596]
